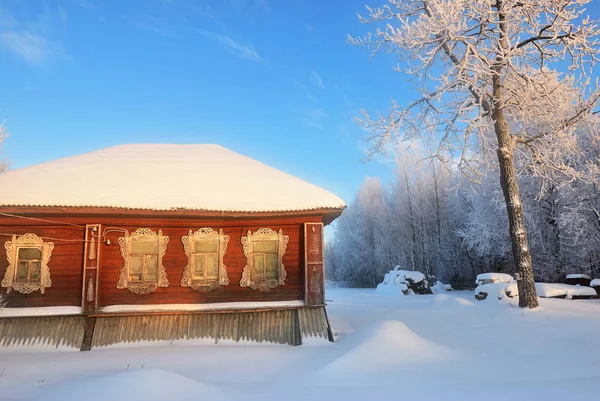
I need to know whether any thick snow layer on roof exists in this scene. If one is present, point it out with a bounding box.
[0,144,346,213]
[475,272,514,285]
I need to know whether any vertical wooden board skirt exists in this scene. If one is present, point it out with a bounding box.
[0,315,86,349]
[0,307,333,350]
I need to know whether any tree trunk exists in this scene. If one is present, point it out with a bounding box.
[492,75,539,308]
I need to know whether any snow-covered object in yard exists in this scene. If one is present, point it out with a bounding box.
[565,274,591,280]
[0,144,346,212]
[476,282,597,300]
[535,283,597,299]
[591,279,600,287]
[475,272,514,286]
[431,281,453,293]
[375,266,427,295]
[474,282,518,300]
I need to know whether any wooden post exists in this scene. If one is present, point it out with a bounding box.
[82,224,102,313]
[304,222,325,306]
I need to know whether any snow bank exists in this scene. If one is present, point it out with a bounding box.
[375,266,426,295]
[101,300,304,313]
[536,283,597,299]
[431,281,453,294]
[0,306,82,317]
[475,273,514,286]
[591,279,600,287]
[566,274,591,280]
[476,282,597,300]
[319,320,452,376]
[474,282,518,300]
[34,369,221,401]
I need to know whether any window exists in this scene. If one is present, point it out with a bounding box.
[2,233,54,294]
[117,228,169,294]
[240,228,289,291]
[181,228,229,291]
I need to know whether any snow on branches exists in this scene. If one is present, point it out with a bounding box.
[348,0,600,183]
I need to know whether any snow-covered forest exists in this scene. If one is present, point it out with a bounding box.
[327,123,600,288]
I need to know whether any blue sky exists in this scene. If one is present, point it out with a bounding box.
[0,0,411,208]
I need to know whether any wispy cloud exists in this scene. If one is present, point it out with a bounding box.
[0,31,64,64]
[198,30,263,63]
[130,15,178,37]
[304,108,328,129]
[310,70,324,89]
[72,0,95,11]
[193,5,228,31]
[0,6,67,64]
[230,0,271,13]
[293,80,318,103]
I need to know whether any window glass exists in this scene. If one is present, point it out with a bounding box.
[194,240,218,253]
[30,262,41,280]
[16,261,28,281]
[130,256,143,281]
[131,241,157,255]
[254,241,277,253]
[253,254,264,279]
[18,248,42,260]
[144,255,158,281]
[206,254,219,279]
[265,254,278,280]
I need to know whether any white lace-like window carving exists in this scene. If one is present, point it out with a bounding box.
[117,228,169,294]
[181,228,230,292]
[2,233,54,294]
[240,228,289,291]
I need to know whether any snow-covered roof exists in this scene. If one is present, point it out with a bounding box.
[0,144,346,213]
[565,274,591,280]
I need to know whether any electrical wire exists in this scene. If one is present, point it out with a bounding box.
[0,212,87,228]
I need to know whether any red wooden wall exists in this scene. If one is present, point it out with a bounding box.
[0,213,324,308]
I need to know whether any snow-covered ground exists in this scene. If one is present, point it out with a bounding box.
[1,289,600,401]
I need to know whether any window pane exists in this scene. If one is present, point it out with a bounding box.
[193,256,205,279]
[131,241,157,255]
[130,256,143,281]
[253,241,277,253]
[16,261,28,281]
[144,255,158,281]
[265,254,278,280]
[18,247,42,260]
[29,262,41,281]
[206,253,219,280]
[253,254,265,280]
[194,240,218,253]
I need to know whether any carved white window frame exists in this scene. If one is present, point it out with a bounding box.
[240,228,289,291]
[117,228,169,295]
[181,228,230,292]
[2,233,54,294]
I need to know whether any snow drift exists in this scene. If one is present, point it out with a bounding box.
[319,320,452,376]
[34,368,221,401]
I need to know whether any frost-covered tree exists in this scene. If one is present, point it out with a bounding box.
[332,177,391,287]
[349,0,600,308]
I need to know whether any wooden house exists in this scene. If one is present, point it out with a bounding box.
[0,144,345,350]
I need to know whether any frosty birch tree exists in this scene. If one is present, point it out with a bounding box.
[349,0,600,307]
